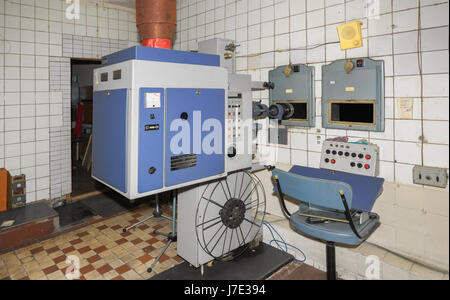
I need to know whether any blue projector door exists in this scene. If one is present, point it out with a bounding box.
[138,88,164,193]
[92,89,128,193]
[165,88,225,187]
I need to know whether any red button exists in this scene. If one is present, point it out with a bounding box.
[365,164,370,169]
[331,159,336,164]
[366,155,371,160]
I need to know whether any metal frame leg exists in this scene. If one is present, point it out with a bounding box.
[123,194,172,233]
[326,242,337,280]
[148,191,177,273]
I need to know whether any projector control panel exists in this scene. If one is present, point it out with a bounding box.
[320,141,379,177]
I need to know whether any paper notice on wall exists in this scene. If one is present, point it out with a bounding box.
[397,98,414,119]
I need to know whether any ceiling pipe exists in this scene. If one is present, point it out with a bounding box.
[136,0,177,49]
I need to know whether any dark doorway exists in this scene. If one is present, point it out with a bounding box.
[71,58,104,198]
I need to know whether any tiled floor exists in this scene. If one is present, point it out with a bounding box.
[0,203,182,280]
[0,199,325,281]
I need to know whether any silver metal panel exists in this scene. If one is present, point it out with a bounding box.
[227,74,253,173]
[198,38,235,73]
[320,141,380,177]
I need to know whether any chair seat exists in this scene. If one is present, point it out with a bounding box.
[290,211,380,246]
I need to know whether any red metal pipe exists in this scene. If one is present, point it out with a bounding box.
[136,0,177,49]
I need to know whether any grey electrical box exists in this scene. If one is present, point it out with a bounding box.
[198,38,235,74]
[269,64,315,127]
[413,166,448,188]
[322,58,385,132]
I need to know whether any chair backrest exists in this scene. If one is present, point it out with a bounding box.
[272,169,353,211]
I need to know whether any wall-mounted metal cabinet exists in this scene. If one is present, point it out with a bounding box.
[269,64,315,127]
[322,58,385,132]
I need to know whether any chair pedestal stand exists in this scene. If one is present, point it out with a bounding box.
[326,242,337,280]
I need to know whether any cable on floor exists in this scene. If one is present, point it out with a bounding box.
[263,221,306,263]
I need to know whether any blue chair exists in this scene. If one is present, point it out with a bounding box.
[272,168,381,280]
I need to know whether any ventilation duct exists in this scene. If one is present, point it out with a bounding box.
[136,0,177,49]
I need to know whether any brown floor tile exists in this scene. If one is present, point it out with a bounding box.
[159,254,170,263]
[87,255,101,264]
[80,265,95,275]
[112,275,124,280]
[97,264,113,275]
[43,265,59,276]
[131,238,143,245]
[115,238,127,245]
[30,247,44,255]
[121,232,132,238]
[115,264,131,275]
[78,246,91,254]
[46,246,60,255]
[53,255,66,265]
[97,225,108,231]
[62,246,76,254]
[138,254,153,264]
[77,231,89,238]
[111,225,122,231]
[69,239,83,246]
[94,246,107,254]
[138,224,150,231]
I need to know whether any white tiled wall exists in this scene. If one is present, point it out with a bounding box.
[173,0,449,185]
[0,0,140,205]
[173,0,449,268]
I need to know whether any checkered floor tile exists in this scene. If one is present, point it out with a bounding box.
[0,203,183,280]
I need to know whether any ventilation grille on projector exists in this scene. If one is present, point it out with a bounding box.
[171,154,197,171]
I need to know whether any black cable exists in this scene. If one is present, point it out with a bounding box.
[274,177,292,218]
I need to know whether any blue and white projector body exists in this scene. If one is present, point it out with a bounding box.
[92,46,252,200]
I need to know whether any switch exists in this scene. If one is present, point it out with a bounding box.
[357,59,364,68]
[366,154,371,160]
[364,164,370,170]
[331,159,336,164]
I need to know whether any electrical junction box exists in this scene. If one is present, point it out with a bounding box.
[269,64,315,127]
[322,58,385,132]
[92,46,232,200]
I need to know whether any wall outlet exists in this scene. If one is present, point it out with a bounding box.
[413,166,448,188]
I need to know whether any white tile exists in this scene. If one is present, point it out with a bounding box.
[423,121,449,145]
[421,2,449,29]
[395,141,422,165]
[423,144,449,168]
[422,50,449,75]
[395,120,422,142]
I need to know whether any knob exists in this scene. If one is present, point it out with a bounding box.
[332,151,337,155]
[358,154,364,159]
[352,153,357,158]
[350,162,356,167]
[357,163,363,169]
[338,151,343,156]
[365,164,370,170]
[148,167,156,174]
[326,150,331,154]
[345,152,350,157]
[366,155,372,160]
[325,158,330,163]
